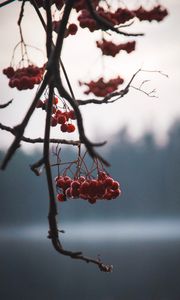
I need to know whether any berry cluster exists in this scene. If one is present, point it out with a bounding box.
[3,65,45,90]
[36,96,76,133]
[77,9,98,32]
[55,171,121,204]
[79,76,124,97]
[53,21,78,36]
[134,5,168,22]
[77,7,135,32]
[96,39,136,57]
[114,8,134,24]
[77,5,167,32]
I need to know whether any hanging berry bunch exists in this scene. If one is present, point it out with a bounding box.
[55,149,121,204]
[3,64,45,90]
[79,76,124,97]
[2,14,46,91]
[36,94,77,133]
[134,5,168,22]
[96,39,136,57]
[77,6,134,32]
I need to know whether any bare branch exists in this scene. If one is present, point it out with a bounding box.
[0,122,107,147]
[47,235,113,272]
[129,69,168,98]
[131,85,157,98]
[0,0,15,8]
[30,157,44,176]
[77,68,141,105]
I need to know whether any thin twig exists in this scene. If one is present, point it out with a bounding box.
[0,0,15,8]
[0,122,105,146]
[0,99,13,108]
[30,157,44,176]
[17,0,25,26]
[77,68,141,105]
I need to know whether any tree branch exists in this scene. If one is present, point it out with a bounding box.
[0,99,13,108]
[31,0,75,99]
[77,68,141,105]
[0,0,15,8]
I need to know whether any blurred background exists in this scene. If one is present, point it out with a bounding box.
[0,1,180,300]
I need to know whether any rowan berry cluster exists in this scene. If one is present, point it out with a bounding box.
[3,65,45,90]
[55,171,121,204]
[76,5,167,33]
[134,5,168,22]
[77,7,124,32]
[96,39,136,57]
[36,96,76,133]
[79,76,124,97]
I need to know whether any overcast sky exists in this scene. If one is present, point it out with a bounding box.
[0,0,180,153]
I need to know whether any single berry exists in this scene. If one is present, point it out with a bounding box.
[57,193,66,202]
[67,123,76,133]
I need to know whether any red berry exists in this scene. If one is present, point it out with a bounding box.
[67,123,75,133]
[78,176,86,182]
[104,177,114,188]
[57,193,66,202]
[3,67,15,78]
[55,109,62,117]
[68,110,76,120]
[51,116,58,127]
[60,123,68,132]
[58,115,67,124]
[53,96,59,105]
[68,23,78,35]
[56,178,65,188]
[98,171,107,180]
[65,187,72,198]
[71,188,80,198]
[111,189,121,198]
[63,179,72,189]
[71,180,81,190]
[111,181,120,190]
[80,181,89,194]
[52,106,57,114]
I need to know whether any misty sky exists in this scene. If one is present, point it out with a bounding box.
[0,0,179,153]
